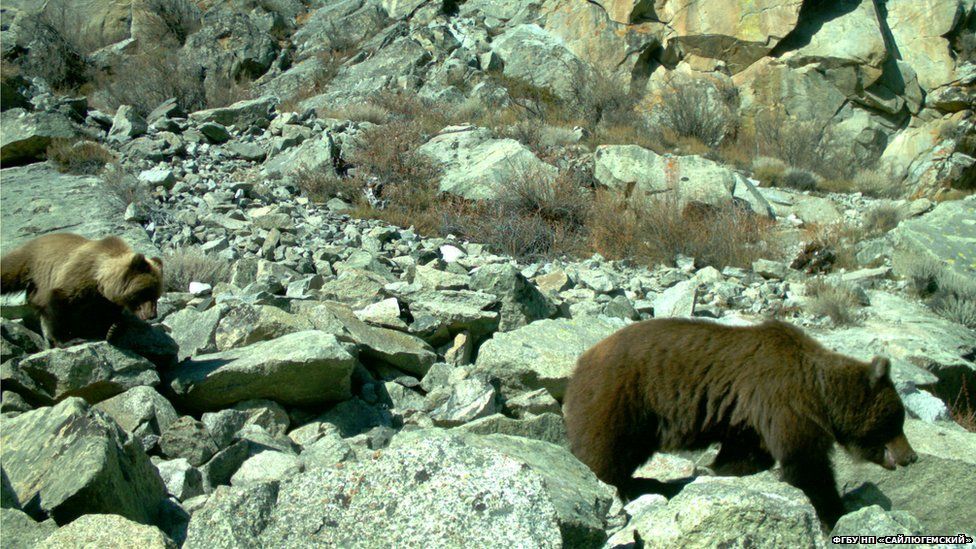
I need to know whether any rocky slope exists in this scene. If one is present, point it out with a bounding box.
[2,0,976,547]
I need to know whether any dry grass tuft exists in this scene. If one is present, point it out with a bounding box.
[804,278,862,325]
[163,248,233,292]
[47,138,115,174]
[862,203,903,237]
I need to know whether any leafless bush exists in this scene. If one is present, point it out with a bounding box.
[16,14,92,91]
[47,139,115,174]
[852,169,902,198]
[751,156,788,187]
[652,78,739,147]
[141,0,202,46]
[755,110,826,173]
[294,168,362,203]
[501,165,591,230]
[928,271,976,329]
[163,248,232,292]
[779,168,818,191]
[862,203,903,237]
[101,162,151,207]
[92,48,205,116]
[348,119,439,186]
[805,278,862,325]
[893,252,945,297]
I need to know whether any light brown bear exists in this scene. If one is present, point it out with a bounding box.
[563,317,918,528]
[1,233,163,347]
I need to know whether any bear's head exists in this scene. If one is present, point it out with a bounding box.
[103,254,164,320]
[834,356,918,470]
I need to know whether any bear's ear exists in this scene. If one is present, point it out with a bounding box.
[129,253,150,272]
[149,256,163,269]
[869,356,891,387]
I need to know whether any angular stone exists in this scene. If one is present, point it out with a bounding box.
[431,376,498,427]
[215,303,313,351]
[94,386,179,452]
[163,306,222,361]
[652,280,699,318]
[14,342,159,404]
[230,451,303,487]
[156,458,205,501]
[470,263,556,332]
[0,507,57,549]
[0,398,166,524]
[455,412,569,448]
[0,109,76,165]
[160,416,220,467]
[167,331,357,410]
[475,316,628,400]
[108,105,148,143]
[188,97,276,129]
[37,513,175,548]
[892,199,975,278]
[184,483,279,549]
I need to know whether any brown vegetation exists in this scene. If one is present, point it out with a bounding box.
[47,138,115,175]
[163,248,232,292]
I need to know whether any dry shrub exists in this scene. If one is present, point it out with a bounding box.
[562,63,636,127]
[92,48,205,116]
[929,271,976,329]
[490,73,566,123]
[294,168,362,204]
[804,278,862,325]
[323,102,390,124]
[755,110,826,173]
[800,222,862,272]
[101,162,151,207]
[368,90,455,135]
[348,119,439,186]
[950,379,976,432]
[588,192,775,269]
[862,203,903,237]
[47,138,115,174]
[15,13,92,91]
[779,168,819,192]
[280,49,352,112]
[751,156,788,187]
[163,248,232,292]
[587,121,664,153]
[140,0,202,47]
[651,78,739,148]
[892,252,945,297]
[501,165,591,231]
[853,169,902,198]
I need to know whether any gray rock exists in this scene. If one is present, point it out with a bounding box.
[230,451,303,487]
[830,505,922,547]
[414,263,471,291]
[14,342,159,404]
[167,331,357,410]
[0,109,76,164]
[0,398,166,524]
[37,513,175,548]
[417,125,557,199]
[227,141,266,161]
[215,303,313,351]
[900,384,951,423]
[160,416,220,467]
[431,376,498,427]
[184,483,279,549]
[108,105,148,142]
[475,316,627,400]
[297,301,437,376]
[837,419,976,534]
[163,306,222,361]
[753,258,790,279]
[893,199,976,278]
[490,24,589,101]
[505,388,561,418]
[1,319,44,363]
[594,145,737,207]
[201,409,251,450]
[0,164,158,257]
[470,263,556,332]
[255,428,595,547]
[317,397,392,438]
[634,474,824,548]
[1,467,17,509]
[382,380,425,413]
[138,167,177,189]
[198,122,231,143]
[298,426,354,470]
[653,280,699,318]
[156,458,205,501]
[404,290,501,340]
[94,386,179,451]
[455,412,569,448]
[0,508,57,549]
[263,131,338,179]
[292,0,389,60]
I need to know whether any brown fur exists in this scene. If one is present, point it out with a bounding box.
[563,318,917,527]
[1,233,163,347]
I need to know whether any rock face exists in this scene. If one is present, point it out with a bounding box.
[0,398,166,525]
[475,316,628,400]
[893,199,976,278]
[167,331,357,410]
[93,386,179,452]
[0,109,76,165]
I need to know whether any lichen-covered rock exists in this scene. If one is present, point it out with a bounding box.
[470,263,556,332]
[0,398,166,524]
[159,416,220,467]
[183,483,280,549]
[37,513,176,548]
[230,451,303,487]
[830,505,923,546]
[0,109,76,164]
[167,331,357,410]
[633,474,824,548]
[156,458,205,501]
[94,386,179,452]
[594,145,737,206]
[0,508,57,549]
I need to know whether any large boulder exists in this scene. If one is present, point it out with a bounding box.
[166,331,357,410]
[262,131,339,181]
[469,263,557,332]
[593,145,737,207]
[0,109,76,165]
[885,0,966,92]
[184,428,612,547]
[837,419,976,534]
[0,164,158,255]
[188,97,277,130]
[892,198,976,278]
[624,474,824,547]
[12,342,159,404]
[418,125,557,200]
[292,0,390,59]
[0,397,167,524]
[489,24,593,100]
[474,316,628,401]
[0,508,57,549]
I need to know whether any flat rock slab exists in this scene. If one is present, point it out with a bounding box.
[37,513,176,549]
[166,331,357,411]
[474,316,628,401]
[0,397,166,524]
[0,164,158,255]
[892,198,976,278]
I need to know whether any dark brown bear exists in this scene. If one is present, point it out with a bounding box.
[563,318,917,527]
[1,233,163,347]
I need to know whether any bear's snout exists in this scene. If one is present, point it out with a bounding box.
[134,301,157,320]
[886,434,918,468]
